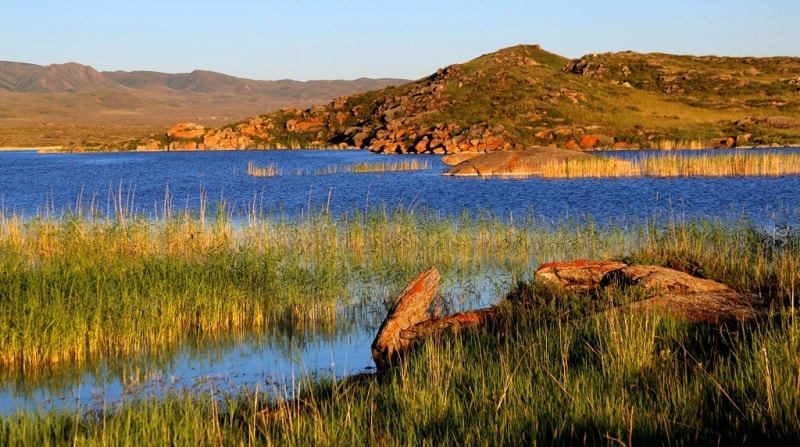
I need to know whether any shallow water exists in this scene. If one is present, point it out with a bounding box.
[1,147,799,414]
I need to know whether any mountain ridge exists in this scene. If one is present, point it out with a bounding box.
[0,60,407,95]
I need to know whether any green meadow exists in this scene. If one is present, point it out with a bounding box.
[1,206,799,445]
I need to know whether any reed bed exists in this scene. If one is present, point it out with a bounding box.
[651,138,709,150]
[537,156,638,178]
[2,215,800,444]
[538,151,800,178]
[639,151,800,177]
[315,159,430,175]
[246,161,280,177]
[247,159,430,177]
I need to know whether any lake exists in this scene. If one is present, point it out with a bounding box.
[1,147,799,414]
[2,148,799,226]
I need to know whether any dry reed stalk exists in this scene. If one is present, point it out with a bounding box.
[539,157,638,178]
[641,152,800,177]
[247,161,280,177]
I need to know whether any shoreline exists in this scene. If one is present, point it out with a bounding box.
[0,146,61,152]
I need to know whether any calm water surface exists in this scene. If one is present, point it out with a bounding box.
[2,148,799,225]
[1,148,799,414]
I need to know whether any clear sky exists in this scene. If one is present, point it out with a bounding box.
[2,0,798,81]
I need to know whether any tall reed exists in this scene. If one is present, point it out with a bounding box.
[640,151,800,177]
[246,161,280,177]
[651,138,709,150]
[315,159,430,175]
[0,207,634,377]
[537,156,638,178]
[2,216,800,444]
[535,151,800,178]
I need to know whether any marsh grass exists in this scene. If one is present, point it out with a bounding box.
[315,159,430,175]
[651,139,710,150]
[247,159,430,177]
[3,212,800,444]
[535,151,800,178]
[537,156,638,178]
[639,151,800,177]
[246,161,280,177]
[0,207,634,378]
[5,308,799,445]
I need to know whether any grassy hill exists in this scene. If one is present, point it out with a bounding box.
[144,44,800,152]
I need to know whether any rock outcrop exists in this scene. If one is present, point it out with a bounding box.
[535,260,763,323]
[442,146,634,177]
[442,146,592,176]
[371,262,764,372]
[371,267,442,369]
[370,266,499,371]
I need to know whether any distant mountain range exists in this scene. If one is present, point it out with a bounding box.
[0,61,408,147]
[0,60,406,97]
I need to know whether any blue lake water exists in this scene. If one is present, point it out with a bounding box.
[1,147,799,414]
[2,148,799,226]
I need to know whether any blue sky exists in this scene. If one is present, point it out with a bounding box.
[3,0,798,81]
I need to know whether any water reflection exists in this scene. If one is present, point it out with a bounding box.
[0,274,501,415]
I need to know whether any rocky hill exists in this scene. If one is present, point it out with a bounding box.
[0,61,406,148]
[136,44,800,152]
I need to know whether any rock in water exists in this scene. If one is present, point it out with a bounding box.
[371,267,441,370]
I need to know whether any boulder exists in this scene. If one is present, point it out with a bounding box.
[135,138,161,151]
[535,261,763,323]
[166,122,205,139]
[579,134,614,149]
[441,152,485,166]
[443,146,594,176]
[371,267,441,369]
[535,260,628,292]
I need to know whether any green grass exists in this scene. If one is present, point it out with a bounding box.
[0,207,634,378]
[2,211,800,445]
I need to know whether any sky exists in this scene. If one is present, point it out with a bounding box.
[2,0,799,82]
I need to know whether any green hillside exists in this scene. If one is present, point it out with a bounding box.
[133,44,800,152]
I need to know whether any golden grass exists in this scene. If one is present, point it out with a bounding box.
[537,156,638,178]
[651,139,709,150]
[246,161,281,177]
[536,151,800,178]
[640,152,800,177]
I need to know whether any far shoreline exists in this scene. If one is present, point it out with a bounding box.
[0,146,61,152]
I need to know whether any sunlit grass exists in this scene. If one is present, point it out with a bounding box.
[246,161,281,177]
[0,206,634,377]
[639,151,800,177]
[2,212,800,444]
[537,156,638,178]
[534,151,800,178]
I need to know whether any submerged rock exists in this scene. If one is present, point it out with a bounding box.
[443,146,594,176]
